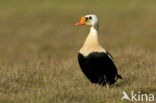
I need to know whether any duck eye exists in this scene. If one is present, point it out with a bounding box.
[89,16,92,19]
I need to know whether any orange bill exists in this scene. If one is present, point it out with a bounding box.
[76,16,86,25]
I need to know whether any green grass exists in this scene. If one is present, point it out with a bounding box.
[0,0,156,103]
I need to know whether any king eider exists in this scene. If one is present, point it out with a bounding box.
[76,14,122,87]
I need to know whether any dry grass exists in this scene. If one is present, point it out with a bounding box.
[0,0,156,103]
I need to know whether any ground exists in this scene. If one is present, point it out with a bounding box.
[0,0,156,103]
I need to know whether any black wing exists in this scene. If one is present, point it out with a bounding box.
[78,52,121,85]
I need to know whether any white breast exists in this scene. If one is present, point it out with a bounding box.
[79,27,107,56]
[79,43,106,56]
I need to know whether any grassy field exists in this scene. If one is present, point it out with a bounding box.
[0,0,156,103]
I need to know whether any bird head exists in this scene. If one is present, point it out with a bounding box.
[76,14,99,29]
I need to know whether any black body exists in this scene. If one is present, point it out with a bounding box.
[78,52,122,85]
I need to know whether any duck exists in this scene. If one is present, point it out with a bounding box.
[76,14,122,87]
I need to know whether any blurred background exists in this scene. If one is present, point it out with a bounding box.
[0,0,155,62]
[0,0,156,103]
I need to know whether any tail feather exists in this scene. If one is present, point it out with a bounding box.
[117,74,122,79]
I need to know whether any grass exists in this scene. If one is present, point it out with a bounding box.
[0,0,156,103]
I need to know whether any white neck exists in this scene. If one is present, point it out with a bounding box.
[79,26,105,56]
[83,26,99,46]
